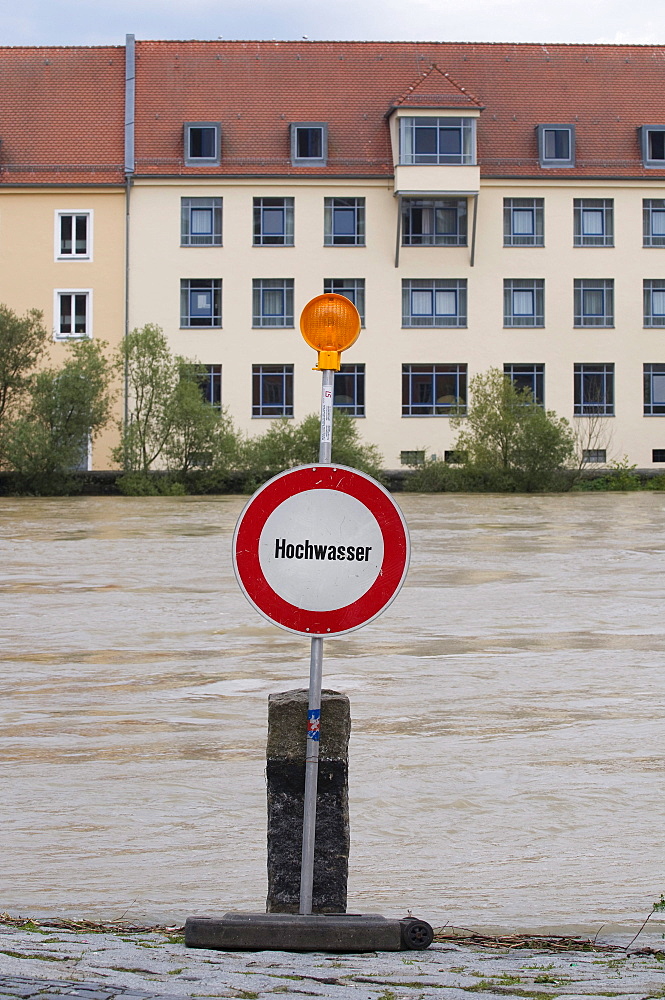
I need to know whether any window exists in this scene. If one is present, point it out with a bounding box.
[399,117,476,165]
[653,449,665,462]
[71,437,91,471]
[402,198,467,246]
[503,280,545,327]
[402,363,467,416]
[56,211,91,259]
[291,122,327,166]
[644,280,665,327]
[55,290,90,338]
[643,199,665,247]
[401,450,425,465]
[333,364,365,416]
[574,363,614,416]
[503,198,544,247]
[574,199,613,247]
[324,198,365,246]
[252,364,294,417]
[445,450,467,464]
[503,363,545,405]
[323,278,365,325]
[253,198,294,246]
[252,279,294,327]
[583,449,607,463]
[640,126,665,167]
[184,122,220,166]
[402,279,467,328]
[536,124,575,167]
[644,364,665,415]
[181,198,222,246]
[197,364,222,409]
[180,279,222,328]
[574,279,614,327]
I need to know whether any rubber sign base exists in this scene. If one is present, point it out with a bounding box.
[185,912,433,953]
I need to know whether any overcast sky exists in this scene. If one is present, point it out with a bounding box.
[2,0,665,47]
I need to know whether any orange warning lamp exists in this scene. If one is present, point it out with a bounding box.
[299,293,361,371]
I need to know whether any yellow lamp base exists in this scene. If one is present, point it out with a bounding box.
[313,350,341,371]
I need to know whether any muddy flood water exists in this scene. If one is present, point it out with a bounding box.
[1,492,665,934]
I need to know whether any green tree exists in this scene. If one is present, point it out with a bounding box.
[1,338,113,492]
[162,372,241,475]
[243,410,384,479]
[114,324,180,473]
[451,368,576,491]
[114,325,242,485]
[0,305,49,424]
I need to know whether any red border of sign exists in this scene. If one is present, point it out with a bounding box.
[232,464,410,636]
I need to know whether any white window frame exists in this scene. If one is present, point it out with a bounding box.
[54,289,92,340]
[71,435,92,471]
[54,210,93,261]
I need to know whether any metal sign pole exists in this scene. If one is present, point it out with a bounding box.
[299,368,334,915]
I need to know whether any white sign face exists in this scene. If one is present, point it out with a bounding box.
[258,488,385,612]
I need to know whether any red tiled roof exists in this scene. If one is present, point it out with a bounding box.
[3,40,665,182]
[393,64,483,111]
[0,46,125,185]
[133,40,665,179]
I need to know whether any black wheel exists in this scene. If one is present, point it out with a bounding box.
[400,917,434,950]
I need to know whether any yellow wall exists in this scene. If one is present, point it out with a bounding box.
[0,188,125,469]
[128,175,665,470]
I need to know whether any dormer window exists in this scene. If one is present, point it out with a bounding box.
[291,123,327,166]
[537,124,575,168]
[399,117,475,165]
[640,126,665,167]
[184,122,220,166]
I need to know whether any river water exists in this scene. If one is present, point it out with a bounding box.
[1,492,665,933]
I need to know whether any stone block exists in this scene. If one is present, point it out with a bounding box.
[266,689,350,914]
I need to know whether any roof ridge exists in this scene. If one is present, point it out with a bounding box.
[132,39,665,49]
[392,62,483,110]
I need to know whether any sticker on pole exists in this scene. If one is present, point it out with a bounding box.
[232,464,410,636]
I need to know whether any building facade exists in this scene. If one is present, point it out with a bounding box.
[4,38,665,469]
[0,45,127,469]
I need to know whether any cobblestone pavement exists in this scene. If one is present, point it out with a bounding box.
[0,975,190,999]
[1,923,664,1000]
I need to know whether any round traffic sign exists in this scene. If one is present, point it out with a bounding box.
[233,464,410,636]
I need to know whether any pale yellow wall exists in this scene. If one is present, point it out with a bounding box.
[129,175,665,471]
[0,188,125,469]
